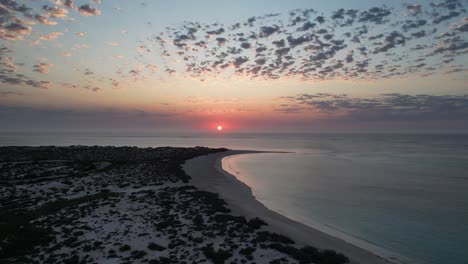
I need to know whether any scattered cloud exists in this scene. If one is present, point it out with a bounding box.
[33,63,53,74]
[78,4,101,16]
[42,5,68,18]
[144,0,467,81]
[0,91,23,96]
[277,93,468,121]
[39,31,63,41]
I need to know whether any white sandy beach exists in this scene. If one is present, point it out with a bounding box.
[183,150,407,264]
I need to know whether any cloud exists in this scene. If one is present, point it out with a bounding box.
[0,23,32,40]
[259,25,280,37]
[372,31,406,53]
[0,46,51,89]
[147,2,467,82]
[78,4,101,16]
[216,37,227,46]
[430,0,464,11]
[433,11,461,24]
[430,35,468,56]
[42,5,68,18]
[277,93,468,121]
[75,31,86,37]
[357,7,392,24]
[233,56,248,68]
[0,91,23,96]
[62,0,75,9]
[206,27,224,35]
[0,0,99,42]
[406,4,422,15]
[0,54,17,71]
[450,17,468,32]
[0,73,51,89]
[39,31,63,40]
[401,19,427,32]
[34,14,58,25]
[33,63,53,74]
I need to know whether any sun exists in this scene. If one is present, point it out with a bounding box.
[217,125,223,131]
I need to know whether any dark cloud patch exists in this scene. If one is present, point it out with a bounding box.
[256,46,267,53]
[63,0,75,9]
[331,8,346,20]
[330,8,358,27]
[259,25,280,37]
[0,0,32,15]
[373,31,406,54]
[315,16,325,24]
[272,39,286,48]
[431,40,468,56]
[0,73,50,89]
[411,30,427,38]
[206,27,225,35]
[233,56,248,68]
[287,34,312,48]
[450,19,468,32]
[275,47,290,56]
[433,11,461,24]
[216,37,227,46]
[255,58,266,65]
[358,7,392,24]
[0,91,23,96]
[368,34,384,40]
[401,19,427,31]
[406,4,423,15]
[240,42,251,49]
[298,21,316,31]
[33,14,56,25]
[430,0,464,11]
[3,22,31,37]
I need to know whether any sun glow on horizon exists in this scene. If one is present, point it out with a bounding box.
[217,125,223,131]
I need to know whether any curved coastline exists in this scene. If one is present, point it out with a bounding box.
[183,150,409,264]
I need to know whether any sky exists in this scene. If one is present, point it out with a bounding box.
[0,0,467,132]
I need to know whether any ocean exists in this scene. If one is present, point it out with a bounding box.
[1,131,467,264]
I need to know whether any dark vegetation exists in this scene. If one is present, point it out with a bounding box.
[267,243,349,264]
[0,191,118,261]
[202,245,233,264]
[0,146,349,264]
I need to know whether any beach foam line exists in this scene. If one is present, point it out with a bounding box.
[183,150,412,264]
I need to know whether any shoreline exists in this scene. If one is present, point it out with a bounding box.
[183,150,408,264]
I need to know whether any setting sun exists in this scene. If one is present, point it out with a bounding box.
[217,125,223,131]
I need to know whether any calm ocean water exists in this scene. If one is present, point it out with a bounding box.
[1,132,467,264]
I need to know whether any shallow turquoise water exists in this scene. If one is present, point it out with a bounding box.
[223,135,468,264]
[1,132,467,264]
